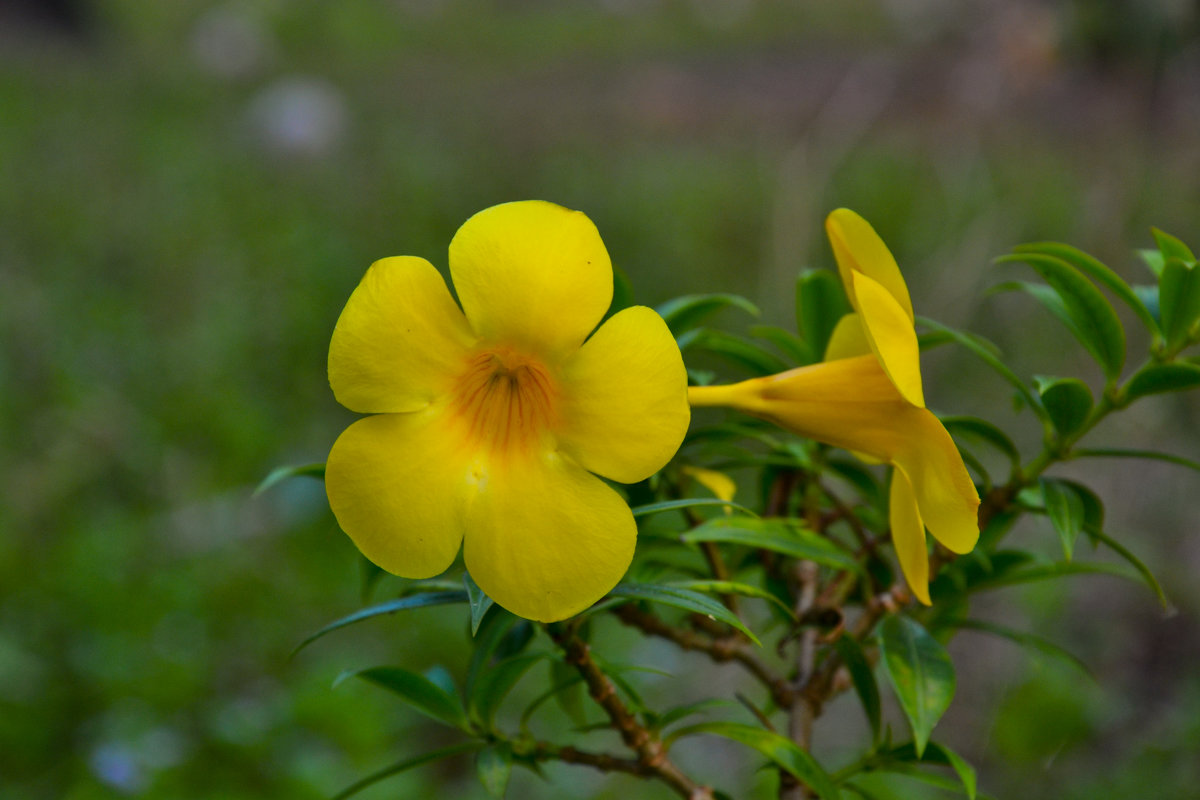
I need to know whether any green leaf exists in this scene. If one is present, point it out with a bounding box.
[1158,257,1200,348]
[253,462,325,497]
[471,653,548,729]
[293,591,468,657]
[333,743,483,800]
[1056,479,1105,532]
[1040,478,1085,561]
[887,741,977,800]
[654,698,738,732]
[797,269,851,363]
[1152,227,1196,264]
[997,252,1126,380]
[964,560,1146,594]
[1013,242,1159,336]
[608,583,760,645]
[631,497,758,519]
[352,667,469,730]
[1073,447,1200,475]
[463,572,494,636]
[667,579,797,619]
[682,517,862,574]
[751,325,809,363]
[1034,377,1093,438]
[878,615,955,758]
[656,293,759,335]
[942,618,1092,678]
[1087,528,1174,613]
[680,328,792,375]
[834,636,881,740]
[1123,362,1200,402]
[476,743,513,798]
[609,264,634,318]
[1139,248,1165,278]
[667,722,841,800]
[916,317,1045,418]
[466,609,519,700]
[940,416,1021,474]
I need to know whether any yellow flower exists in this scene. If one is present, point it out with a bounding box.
[688,209,979,604]
[325,201,690,622]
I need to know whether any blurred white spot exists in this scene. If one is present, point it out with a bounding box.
[247,78,348,158]
[89,743,146,794]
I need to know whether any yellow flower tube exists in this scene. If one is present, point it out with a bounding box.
[688,209,979,604]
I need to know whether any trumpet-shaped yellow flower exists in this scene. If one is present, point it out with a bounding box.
[325,201,690,622]
[688,209,979,604]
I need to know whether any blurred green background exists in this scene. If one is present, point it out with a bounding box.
[2,1,1199,798]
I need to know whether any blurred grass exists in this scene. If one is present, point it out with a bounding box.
[2,1,1199,798]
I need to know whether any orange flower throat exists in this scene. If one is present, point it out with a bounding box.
[449,347,559,454]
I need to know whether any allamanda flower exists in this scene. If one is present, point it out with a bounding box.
[688,209,979,604]
[325,201,690,622]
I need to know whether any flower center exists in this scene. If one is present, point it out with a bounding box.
[449,347,559,455]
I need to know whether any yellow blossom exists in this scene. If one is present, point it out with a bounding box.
[688,209,979,604]
[325,201,690,622]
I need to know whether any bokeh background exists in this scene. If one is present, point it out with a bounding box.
[3,1,1199,798]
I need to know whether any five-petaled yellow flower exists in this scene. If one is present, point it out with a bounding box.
[324,201,690,622]
[688,209,979,604]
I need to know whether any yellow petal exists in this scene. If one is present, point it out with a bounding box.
[449,201,612,360]
[892,413,980,555]
[557,306,690,484]
[890,470,931,605]
[823,312,872,361]
[463,451,636,622]
[325,410,469,578]
[329,256,477,414]
[852,271,925,408]
[825,208,914,322]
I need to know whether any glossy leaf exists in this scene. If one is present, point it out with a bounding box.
[997,252,1126,380]
[1013,242,1159,336]
[609,583,760,645]
[254,462,325,497]
[654,698,738,732]
[888,741,977,800]
[463,572,494,636]
[656,293,759,335]
[631,497,758,519]
[879,615,955,758]
[293,591,468,657]
[476,743,513,798]
[1158,258,1200,348]
[668,722,840,800]
[668,579,797,619]
[797,269,851,362]
[1034,377,1093,438]
[1040,478,1085,561]
[354,666,469,730]
[682,517,861,574]
[834,636,881,739]
[1123,362,1200,402]
[333,743,482,800]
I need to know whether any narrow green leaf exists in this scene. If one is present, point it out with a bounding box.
[942,618,1092,678]
[1152,227,1196,263]
[476,743,513,798]
[1040,478,1085,561]
[463,572,494,636]
[631,497,758,519]
[333,743,483,800]
[833,636,881,740]
[751,325,810,363]
[668,579,797,619]
[1138,248,1165,278]
[353,667,469,730]
[253,462,325,497]
[680,328,792,375]
[797,269,851,363]
[656,293,760,335]
[997,252,1126,380]
[682,517,861,574]
[655,698,738,731]
[940,416,1021,474]
[609,583,760,645]
[1087,528,1174,613]
[916,317,1045,418]
[1013,242,1159,336]
[878,615,955,758]
[887,741,977,800]
[1074,447,1200,474]
[1158,258,1200,348]
[609,264,634,318]
[1056,479,1105,532]
[293,591,468,657]
[466,609,519,701]
[668,722,841,800]
[1123,362,1200,402]
[471,653,548,729]
[965,560,1145,593]
[1034,377,1093,438]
